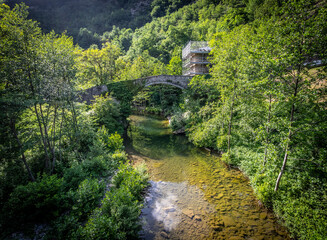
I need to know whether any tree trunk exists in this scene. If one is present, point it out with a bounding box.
[34,104,51,170]
[274,129,291,192]
[58,108,65,164]
[263,94,272,168]
[39,103,52,151]
[227,85,236,153]
[50,104,58,174]
[10,119,35,182]
[274,76,299,192]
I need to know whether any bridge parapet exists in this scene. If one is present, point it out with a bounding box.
[133,75,192,89]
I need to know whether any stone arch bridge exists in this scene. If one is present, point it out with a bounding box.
[132,75,192,89]
[76,75,192,104]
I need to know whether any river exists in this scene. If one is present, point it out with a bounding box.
[125,115,290,240]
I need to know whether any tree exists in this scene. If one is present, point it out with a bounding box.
[76,41,121,86]
[1,3,79,177]
[166,56,182,75]
[0,3,42,181]
[270,0,327,191]
[210,25,255,154]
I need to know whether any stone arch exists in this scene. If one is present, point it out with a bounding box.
[134,75,191,90]
[144,82,185,89]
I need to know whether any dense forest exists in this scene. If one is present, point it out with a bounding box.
[1,0,327,239]
[6,0,194,48]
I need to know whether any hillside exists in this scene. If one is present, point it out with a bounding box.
[5,0,194,48]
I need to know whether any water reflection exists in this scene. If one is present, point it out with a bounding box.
[140,181,214,240]
[146,181,181,231]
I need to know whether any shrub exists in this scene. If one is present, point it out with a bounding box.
[170,112,186,131]
[3,175,62,231]
[98,128,124,153]
[71,178,105,221]
[50,214,80,240]
[103,186,142,237]
[50,178,106,239]
[273,188,327,240]
[78,210,123,240]
[91,94,124,134]
[82,156,113,179]
[111,150,128,163]
[79,163,149,239]
[112,164,149,200]
[62,164,87,191]
[62,155,115,191]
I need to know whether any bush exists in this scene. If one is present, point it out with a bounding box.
[80,188,141,240]
[170,111,187,131]
[3,175,63,231]
[62,164,87,191]
[62,154,116,191]
[145,106,162,115]
[98,126,124,153]
[111,150,128,163]
[82,156,114,179]
[91,94,124,134]
[50,179,105,239]
[78,210,123,240]
[103,186,142,237]
[79,163,149,239]
[112,164,149,200]
[50,213,80,240]
[273,188,327,240]
[72,179,105,220]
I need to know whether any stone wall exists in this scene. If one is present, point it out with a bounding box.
[75,85,108,104]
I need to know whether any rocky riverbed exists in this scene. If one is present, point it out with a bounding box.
[126,115,290,240]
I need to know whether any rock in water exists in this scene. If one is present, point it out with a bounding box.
[221,215,236,226]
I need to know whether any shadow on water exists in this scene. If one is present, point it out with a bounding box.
[125,115,290,240]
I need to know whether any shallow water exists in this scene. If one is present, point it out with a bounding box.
[126,115,290,240]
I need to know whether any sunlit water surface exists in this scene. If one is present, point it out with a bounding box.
[126,115,290,240]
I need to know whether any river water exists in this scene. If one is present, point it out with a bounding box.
[125,115,290,240]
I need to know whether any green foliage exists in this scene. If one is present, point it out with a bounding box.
[170,111,188,131]
[101,26,133,53]
[2,175,62,231]
[273,181,327,239]
[71,179,105,221]
[98,127,124,153]
[62,130,124,191]
[7,0,153,48]
[78,210,123,239]
[166,56,182,75]
[111,151,128,164]
[91,94,124,134]
[132,84,183,116]
[1,1,327,239]
[49,178,105,239]
[81,156,114,179]
[79,163,149,240]
[75,42,122,86]
[1,2,79,180]
[112,164,149,200]
[0,3,149,239]
[62,164,87,191]
[151,0,194,18]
